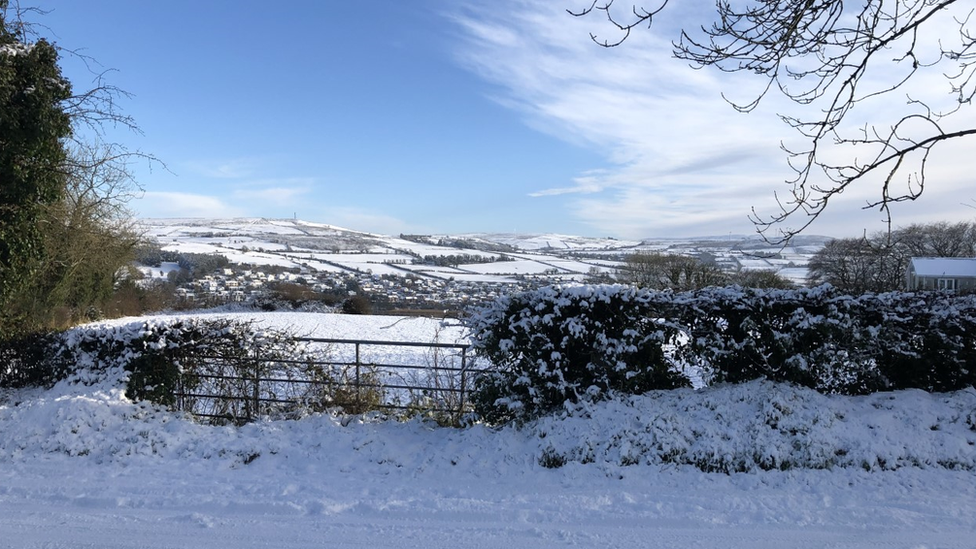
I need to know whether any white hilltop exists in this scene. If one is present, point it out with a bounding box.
[455,232,643,252]
[138,217,826,283]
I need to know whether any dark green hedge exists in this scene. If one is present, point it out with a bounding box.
[469,285,976,423]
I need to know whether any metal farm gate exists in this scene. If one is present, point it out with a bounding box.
[172,337,489,425]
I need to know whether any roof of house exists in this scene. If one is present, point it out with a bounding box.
[909,257,976,278]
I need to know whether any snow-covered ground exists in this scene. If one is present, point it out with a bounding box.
[139,217,826,285]
[107,311,470,344]
[2,312,975,548]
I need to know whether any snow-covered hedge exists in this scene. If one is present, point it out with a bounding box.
[531,380,976,472]
[468,285,692,423]
[1,318,350,423]
[60,318,318,413]
[676,286,976,393]
[469,285,976,423]
[3,374,974,474]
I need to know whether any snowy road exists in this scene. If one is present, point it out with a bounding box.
[3,457,974,549]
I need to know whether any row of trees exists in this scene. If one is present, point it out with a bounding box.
[0,3,148,336]
[414,253,514,268]
[616,252,794,290]
[616,221,975,294]
[808,221,976,294]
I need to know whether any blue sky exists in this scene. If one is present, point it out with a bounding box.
[30,1,976,239]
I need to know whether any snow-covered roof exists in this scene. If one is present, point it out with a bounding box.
[909,257,976,278]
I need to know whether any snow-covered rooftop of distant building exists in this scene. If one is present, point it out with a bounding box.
[909,257,976,277]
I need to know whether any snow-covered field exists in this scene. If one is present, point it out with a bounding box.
[138,217,827,285]
[106,310,470,344]
[2,312,975,548]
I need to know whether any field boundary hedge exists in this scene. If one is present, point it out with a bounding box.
[469,285,976,423]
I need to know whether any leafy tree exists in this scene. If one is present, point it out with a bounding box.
[572,1,976,241]
[341,294,373,315]
[176,252,230,276]
[167,267,193,286]
[134,241,165,268]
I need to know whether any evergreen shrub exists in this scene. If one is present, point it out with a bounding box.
[664,286,976,394]
[58,319,331,423]
[0,331,68,388]
[469,284,976,424]
[1,318,386,423]
[676,286,879,392]
[864,292,976,392]
[469,285,691,424]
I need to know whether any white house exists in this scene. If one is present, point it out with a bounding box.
[905,257,976,292]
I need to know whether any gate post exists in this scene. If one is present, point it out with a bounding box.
[458,346,468,419]
[355,342,361,412]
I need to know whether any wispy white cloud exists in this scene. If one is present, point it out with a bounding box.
[232,179,315,206]
[449,1,788,237]
[135,192,247,219]
[528,169,611,197]
[144,167,318,218]
[450,0,976,238]
[186,158,260,179]
[134,173,425,235]
[318,207,425,236]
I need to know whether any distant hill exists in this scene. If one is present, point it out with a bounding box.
[139,217,828,285]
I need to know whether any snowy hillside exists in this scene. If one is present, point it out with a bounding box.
[1,311,974,548]
[139,217,827,284]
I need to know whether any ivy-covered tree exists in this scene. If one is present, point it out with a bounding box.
[0,2,154,334]
[12,143,142,327]
[0,2,73,333]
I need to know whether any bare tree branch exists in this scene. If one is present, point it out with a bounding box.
[572,0,975,244]
[568,0,670,47]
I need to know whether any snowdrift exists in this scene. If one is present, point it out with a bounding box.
[2,357,974,474]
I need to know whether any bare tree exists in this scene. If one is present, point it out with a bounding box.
[728,269,795,289]
[618,252,727,290]
[806,238,891,293]
[12,143,142,328]
[571,0,976,242]
[808,221,976,293]
[895,221,976,257]
[1,1,160,333]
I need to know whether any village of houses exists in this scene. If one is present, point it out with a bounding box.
[135,217,828,313]
[136,218,976,316]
